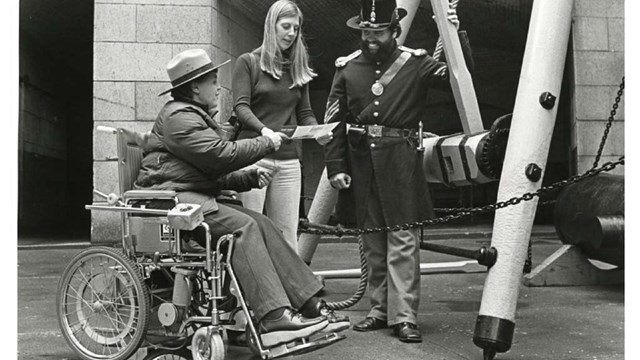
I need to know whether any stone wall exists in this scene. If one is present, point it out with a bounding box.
[571,0,625,175]
[91,0,261,242]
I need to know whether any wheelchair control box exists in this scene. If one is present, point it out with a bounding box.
[168,203,203,231]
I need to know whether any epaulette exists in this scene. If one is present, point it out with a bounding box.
[399,45,428,56]
[335,50,362,68]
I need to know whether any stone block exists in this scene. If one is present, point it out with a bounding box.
[577,155,624,176]
[217,87,233,122]
[572,17,608,51]
[93,160,121,199]
[608,18,624,52]
[136,82,172,120]
[93,120,155,161]
[93,82,136,121]
[91,211,122,243]
[137,5,211,44]
[573,51,624,86]
[95,42,172,81]
[96,0,125,3]
[575,120,624,157]
[574,0,624,18]
[124,0,210,5]
[574,85,625,121]
[94,4,136,42]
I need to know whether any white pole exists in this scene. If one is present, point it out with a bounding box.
[473,1,574,359]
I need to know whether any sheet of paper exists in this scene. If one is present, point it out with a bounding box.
[290,123,339,140]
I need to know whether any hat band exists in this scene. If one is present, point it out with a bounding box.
[359,20,391,29]
[171,62,215,87]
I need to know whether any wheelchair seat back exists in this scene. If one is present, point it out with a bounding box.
[113,128,183,255]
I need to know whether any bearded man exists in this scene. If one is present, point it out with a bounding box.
[323,0,473,343]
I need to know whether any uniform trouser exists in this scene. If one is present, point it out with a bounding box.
[362,180,421,326]
[237,158,302,252]
[204,202,322,321]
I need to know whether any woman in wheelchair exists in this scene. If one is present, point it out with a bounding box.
[134,48,349,346]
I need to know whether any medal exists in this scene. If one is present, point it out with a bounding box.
[371,82,384,96]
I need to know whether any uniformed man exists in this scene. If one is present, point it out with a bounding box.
[324,0,473,343]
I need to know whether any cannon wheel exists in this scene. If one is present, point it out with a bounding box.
[57,246,150,360]
[144,348,191,360]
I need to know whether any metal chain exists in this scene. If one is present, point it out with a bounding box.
[593,77,624,169]
[299,156,624,236]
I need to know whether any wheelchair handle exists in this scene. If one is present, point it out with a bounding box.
[96,125,117,134]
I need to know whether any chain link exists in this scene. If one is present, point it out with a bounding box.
[593,77,624,169]
[299,156,624,236]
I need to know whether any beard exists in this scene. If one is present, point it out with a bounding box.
[360,37,396,62]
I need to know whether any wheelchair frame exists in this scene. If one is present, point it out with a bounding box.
[56,126,342,360]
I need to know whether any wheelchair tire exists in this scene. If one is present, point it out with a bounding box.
[143,348,191,360]
[56,246,151,360]
[191,326,225,360]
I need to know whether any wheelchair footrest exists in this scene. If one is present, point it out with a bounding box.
[260,320,328,348]
[264,332,346,359]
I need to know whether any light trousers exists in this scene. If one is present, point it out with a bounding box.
[362,179,421,326]
[237,157,302,252]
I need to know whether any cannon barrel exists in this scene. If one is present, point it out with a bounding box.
[554,174,624,268]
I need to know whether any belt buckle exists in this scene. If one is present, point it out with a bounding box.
[368,125,383,138]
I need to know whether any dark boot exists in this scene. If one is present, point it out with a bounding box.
[353,317,388,332]
[394,322,422,343]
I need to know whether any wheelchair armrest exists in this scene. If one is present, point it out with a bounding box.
[123,189,177,200]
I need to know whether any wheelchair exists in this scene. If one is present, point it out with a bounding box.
[56,126,344,360]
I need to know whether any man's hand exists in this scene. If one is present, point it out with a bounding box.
[257,168,273,189]
[314,132,334,146]
[329,173,351,190]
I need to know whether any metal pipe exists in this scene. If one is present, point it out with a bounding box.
[314,260,485,279]
[473,1,575,358]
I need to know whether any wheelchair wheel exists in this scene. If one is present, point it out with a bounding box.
[191,326,225,360]
[143,348,191,360]
[57,246,150,360]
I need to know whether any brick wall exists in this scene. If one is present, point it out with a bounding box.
[571,0,625,175]
[91,0,261,242]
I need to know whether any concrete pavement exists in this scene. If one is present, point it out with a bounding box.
[17,226,625,360]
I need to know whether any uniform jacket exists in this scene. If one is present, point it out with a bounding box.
[324,33,473,227]
[134,99,276,214]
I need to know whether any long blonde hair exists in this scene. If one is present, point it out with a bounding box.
[260,0,316,88]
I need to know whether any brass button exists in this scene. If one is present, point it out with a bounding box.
[375,70,381,75]
[374,101,380,106]
[370,143,376,148]
[373,112,379,117]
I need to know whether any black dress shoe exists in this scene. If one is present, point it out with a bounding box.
[394,322,422,343]
[353,317,387,332]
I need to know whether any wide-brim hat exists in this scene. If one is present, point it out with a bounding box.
[347,0,407,31]
[158,49,230,96]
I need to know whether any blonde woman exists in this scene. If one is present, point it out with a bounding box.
[232,0,332,252]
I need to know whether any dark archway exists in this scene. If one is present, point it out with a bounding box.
[19,0,94,238]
